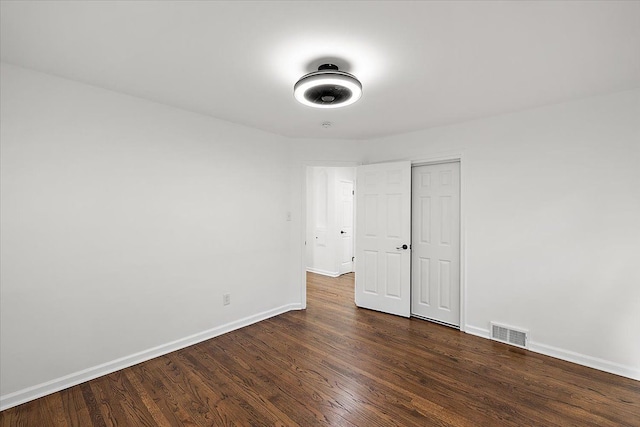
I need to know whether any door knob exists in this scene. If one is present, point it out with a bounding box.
[340,231,346,234]
[396,244,408,250]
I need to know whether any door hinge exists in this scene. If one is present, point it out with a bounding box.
[352,256,355,262]
[352,190,354,195]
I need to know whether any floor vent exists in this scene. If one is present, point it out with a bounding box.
[490,322,528,349]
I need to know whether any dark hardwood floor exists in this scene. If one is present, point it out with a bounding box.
[2,272,639,426]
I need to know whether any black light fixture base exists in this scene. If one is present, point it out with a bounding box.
[318,64,339,71]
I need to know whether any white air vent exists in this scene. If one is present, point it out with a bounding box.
[490,322,528,349]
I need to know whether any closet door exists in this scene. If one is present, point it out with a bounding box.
[411,162,460,327]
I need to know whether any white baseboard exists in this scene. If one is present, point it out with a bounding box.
[306,268,340,278]
[464,325,491,339]
[0,303,302,411]
[528,341,640,381]
[464,324,639,381]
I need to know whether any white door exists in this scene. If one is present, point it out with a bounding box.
[355,162,412,317]
[411,162,460,327]
[338,180,354,275]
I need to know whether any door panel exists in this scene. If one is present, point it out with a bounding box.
[411,162,460,327]
[355,161,411,317]
[363,251,378,293]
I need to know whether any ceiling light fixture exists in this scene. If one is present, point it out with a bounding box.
[294,64,362,109]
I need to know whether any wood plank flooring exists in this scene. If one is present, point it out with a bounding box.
[1,272,639,426]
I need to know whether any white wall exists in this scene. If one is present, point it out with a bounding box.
[360,89,640,379]
[0,63,296,405]
[306,167,333,275]
[2,61,637,412]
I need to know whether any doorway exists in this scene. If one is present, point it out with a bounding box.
[306,166,356,278]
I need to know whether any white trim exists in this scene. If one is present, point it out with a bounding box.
[306,268,340,278]
[528,341,640,381]
[459,156,466,332]
[0,303,302,411]
[465,325,491,339]
[464,325,639,381]
[409,150,467,166]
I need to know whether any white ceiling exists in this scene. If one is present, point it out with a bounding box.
[2,1,639,140]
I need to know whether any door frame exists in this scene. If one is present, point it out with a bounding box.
[299,161,360,309]
[411,153,466,332]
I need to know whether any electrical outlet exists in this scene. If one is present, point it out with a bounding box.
[223,294,231,306]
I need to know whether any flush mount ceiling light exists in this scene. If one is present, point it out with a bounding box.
[294,64,362,109]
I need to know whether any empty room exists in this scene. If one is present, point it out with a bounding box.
[1,1,639,426]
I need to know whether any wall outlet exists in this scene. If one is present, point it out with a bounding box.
[223,294,231,306]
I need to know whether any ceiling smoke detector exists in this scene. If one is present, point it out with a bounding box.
[294,64,362,109]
